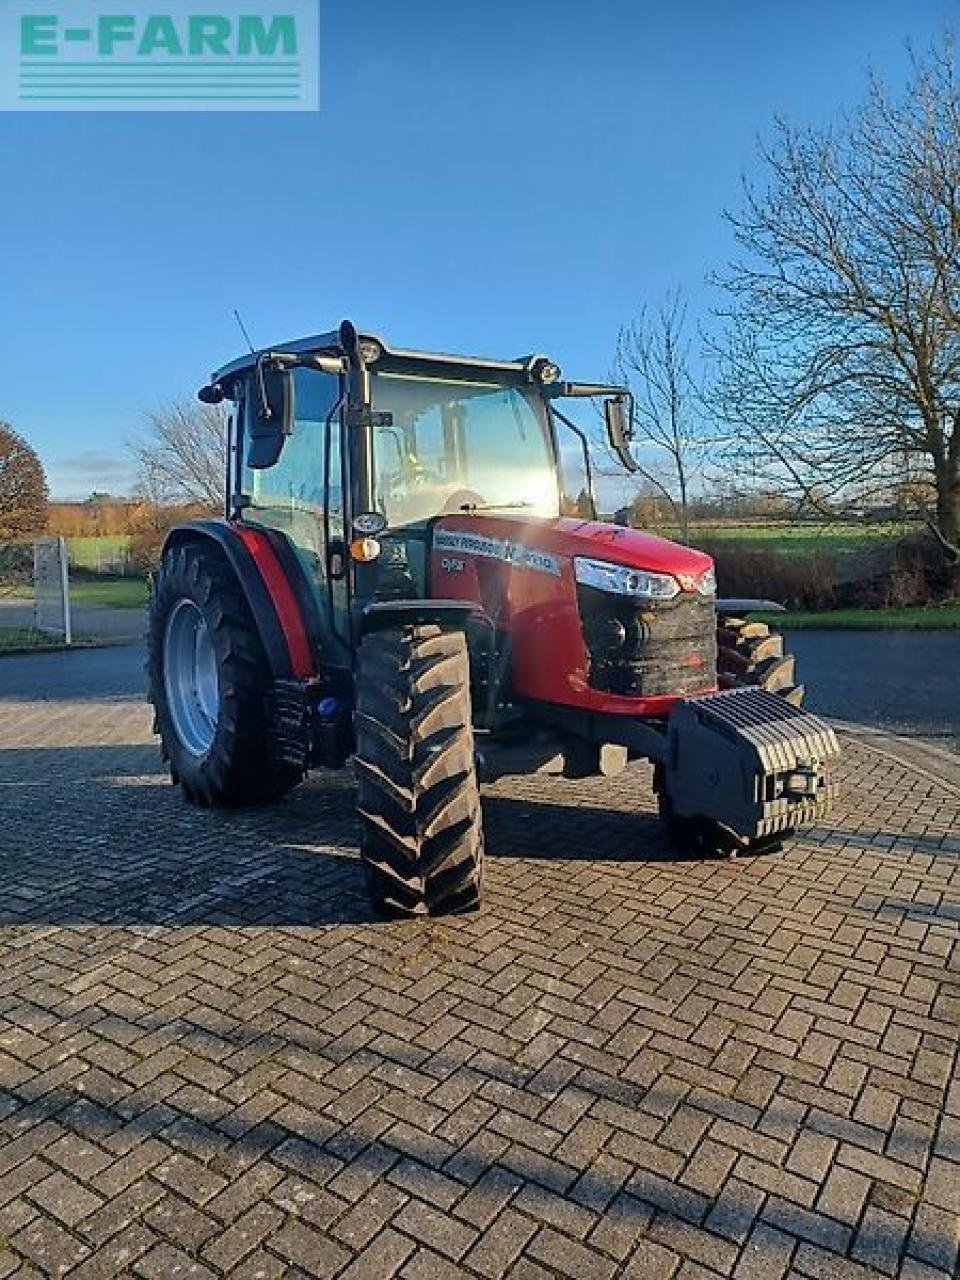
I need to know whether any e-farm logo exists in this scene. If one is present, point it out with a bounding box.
[1,1,318,111]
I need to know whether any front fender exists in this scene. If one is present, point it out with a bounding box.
[360,599,482,635]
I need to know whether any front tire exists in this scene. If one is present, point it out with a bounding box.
[148,541,305,806]
[354,625,483,917]
[717,617,805,705]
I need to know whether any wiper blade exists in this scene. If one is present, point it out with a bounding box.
[458,501,533,512]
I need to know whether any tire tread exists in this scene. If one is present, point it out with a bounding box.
[354,625,483,917]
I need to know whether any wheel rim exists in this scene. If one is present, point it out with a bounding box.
[162,598,220,757]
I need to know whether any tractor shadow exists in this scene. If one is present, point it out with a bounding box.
[0,745,677,928]
[10,743,953,932]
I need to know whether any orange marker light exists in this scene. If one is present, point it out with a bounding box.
[349,536,382,563]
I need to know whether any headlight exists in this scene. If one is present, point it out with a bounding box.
[574,557,680,601]
[699,566,716,596]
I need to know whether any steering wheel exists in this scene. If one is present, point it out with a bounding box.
[440,489,486,515]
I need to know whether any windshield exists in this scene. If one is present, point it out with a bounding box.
[369,373,559,526]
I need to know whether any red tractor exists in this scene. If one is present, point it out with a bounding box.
[148,321,839,916]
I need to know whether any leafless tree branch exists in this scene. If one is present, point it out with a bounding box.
[613,290,714,538]
[711,34,960,563]
[133,401,228,510]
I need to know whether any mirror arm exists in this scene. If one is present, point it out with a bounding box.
[254,353,273,421]
[547,381,631,400]
[613,441,639,473]
[262,351,347,376]
[198,351,347,407]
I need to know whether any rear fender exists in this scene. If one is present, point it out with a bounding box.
[162,520,315,679]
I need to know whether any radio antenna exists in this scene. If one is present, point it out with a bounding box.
[234,309,271,418]
[233,308,257,356]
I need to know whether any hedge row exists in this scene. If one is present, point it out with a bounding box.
[698,534,953,609]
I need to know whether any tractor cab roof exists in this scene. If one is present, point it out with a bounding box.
[212,326,554,390]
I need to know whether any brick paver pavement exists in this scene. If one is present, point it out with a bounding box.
[0,692,957,1278]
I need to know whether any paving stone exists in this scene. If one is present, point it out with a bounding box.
[337,1227,415,1279]
[400,1245,468,1279]
[70,1225,159,1279]
[461,1207,537,1278]
[10,1215,91,1274]
[393,1197,478,1261]
[200,1203,284,1271]
[906,1201,960,1274]
[266,1219,351,1276]
[133,1242,217,1278]
[621,1237,683,1276]
[733,1222,796,1279]
[329,1182,408,1251]
[648,1211,741,1274]
[588,1191,653,1261]
[454,1166,523,1229]
[850,1204,909,1276]
[815,1166,871,1228]
[24,1171,103,1228]
[527,1225,618,1279]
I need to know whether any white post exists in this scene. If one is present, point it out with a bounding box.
[32,541,41,632]
[59,535,72,646]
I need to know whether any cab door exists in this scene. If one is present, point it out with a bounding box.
[238,366,350,669]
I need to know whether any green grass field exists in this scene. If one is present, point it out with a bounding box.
[66,535,131,569]
[752,604,960,629]
[68,578,149,608]
[0,627,50,652]
[0,627,96,653]
[686,521,914,556]
[4,578,148,609]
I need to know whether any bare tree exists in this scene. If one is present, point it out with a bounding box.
[0,422,48,540]
[713,36,960,564]
[134,400,228,510]
[614,290,708,540]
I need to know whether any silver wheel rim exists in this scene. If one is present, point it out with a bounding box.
[162,598,220,757]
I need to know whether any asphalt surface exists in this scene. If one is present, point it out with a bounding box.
[0,643,145,702]
[788,629,959,753]
[0,630,956,752]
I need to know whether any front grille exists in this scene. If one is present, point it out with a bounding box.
[577,585,717,697]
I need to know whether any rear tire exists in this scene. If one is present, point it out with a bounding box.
[354,625,483,917]
[148,540,305,807]
[717,617,805,706]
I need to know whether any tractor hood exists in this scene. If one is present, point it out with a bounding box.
[434,514,714,592]
[547,518,714,587]
[430,513,717,715]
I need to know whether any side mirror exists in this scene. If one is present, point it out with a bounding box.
[247,362,295,469]
[604,394,638,473]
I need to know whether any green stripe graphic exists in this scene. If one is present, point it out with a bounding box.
[20,59,300,66]
[20,93,301,99]
[21,76,300,82]
[16,56,309,105]
[20,67,300,73]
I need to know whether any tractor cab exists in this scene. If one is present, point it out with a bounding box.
[205,322,631,670]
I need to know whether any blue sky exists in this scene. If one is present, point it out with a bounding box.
[1,0,955,498]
